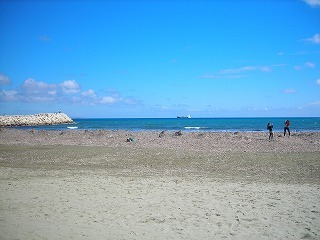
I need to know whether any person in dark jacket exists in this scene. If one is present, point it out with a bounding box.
[284,120,290,136]
[267,122,274,141]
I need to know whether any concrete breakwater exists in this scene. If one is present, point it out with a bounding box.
[0,113,74,127]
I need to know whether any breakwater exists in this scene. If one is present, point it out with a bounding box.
[0,113,74,127]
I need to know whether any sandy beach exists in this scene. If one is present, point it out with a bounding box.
[0,129,319,239]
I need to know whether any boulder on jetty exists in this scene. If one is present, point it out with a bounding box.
[0,113,74,127]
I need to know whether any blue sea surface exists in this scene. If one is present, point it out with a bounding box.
[17,117,320,132]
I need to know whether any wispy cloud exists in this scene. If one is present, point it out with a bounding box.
[0,73,11,85]
[220,65,276,74]
[123,97,140,105]
[303,0,320,7]
[198,74,244,79]
[260,66,272,72]
[197,74,219,79]
[198,64,281,79]
[39,35,50,42]
[283,89,297,94]
[0,90,18,102]
[294,62,316,71]
[98,89,140,105]
[285,50,320,56]
[316,79,320,85]
[220,66,260,74]
[303,33,320,44]
[308,100,320,105]
[81,89,96,98]
[305,62,316,68]
[271,64,287,67]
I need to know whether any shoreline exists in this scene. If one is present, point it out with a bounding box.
[4,125,320,132]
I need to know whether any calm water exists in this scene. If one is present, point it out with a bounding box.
[18,117,320,132]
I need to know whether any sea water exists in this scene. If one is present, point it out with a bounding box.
[17,117,320,132]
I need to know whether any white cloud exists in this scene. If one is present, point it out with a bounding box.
[316,79,320,85]
[303,0,320,7]
[304,33,320,44]
[22,78,56,94]
[60,80,80,94]
[0,77,140,107]
[48,90,57,96]
[100,96,119,104]
[0,74,11,85]
[20,78,74,102]
[283,89,296,94]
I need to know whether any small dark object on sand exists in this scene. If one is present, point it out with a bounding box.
[175,130,183,136]
[159,131,165,138]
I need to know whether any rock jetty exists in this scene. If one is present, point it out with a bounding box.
[0,113,74,127]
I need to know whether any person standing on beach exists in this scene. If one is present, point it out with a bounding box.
[267,122,274,141]
[284,120,290,136]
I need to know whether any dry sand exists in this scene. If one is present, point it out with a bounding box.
[0,129,319,239]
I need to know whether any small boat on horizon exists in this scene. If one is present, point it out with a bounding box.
[177,114,191,119]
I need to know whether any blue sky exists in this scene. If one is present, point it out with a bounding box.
[0,0,319,118]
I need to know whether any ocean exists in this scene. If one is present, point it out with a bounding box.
[17,117,320,132]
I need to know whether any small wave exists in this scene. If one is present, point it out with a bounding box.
[67,126,78,129]
[185,126,203,130]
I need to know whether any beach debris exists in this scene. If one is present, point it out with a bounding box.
[126,137,135,142]
[174,130,183,136]
[159,130,165,138]
[197,133,204,138]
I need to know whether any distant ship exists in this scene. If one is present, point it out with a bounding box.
[177,114,191,119]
